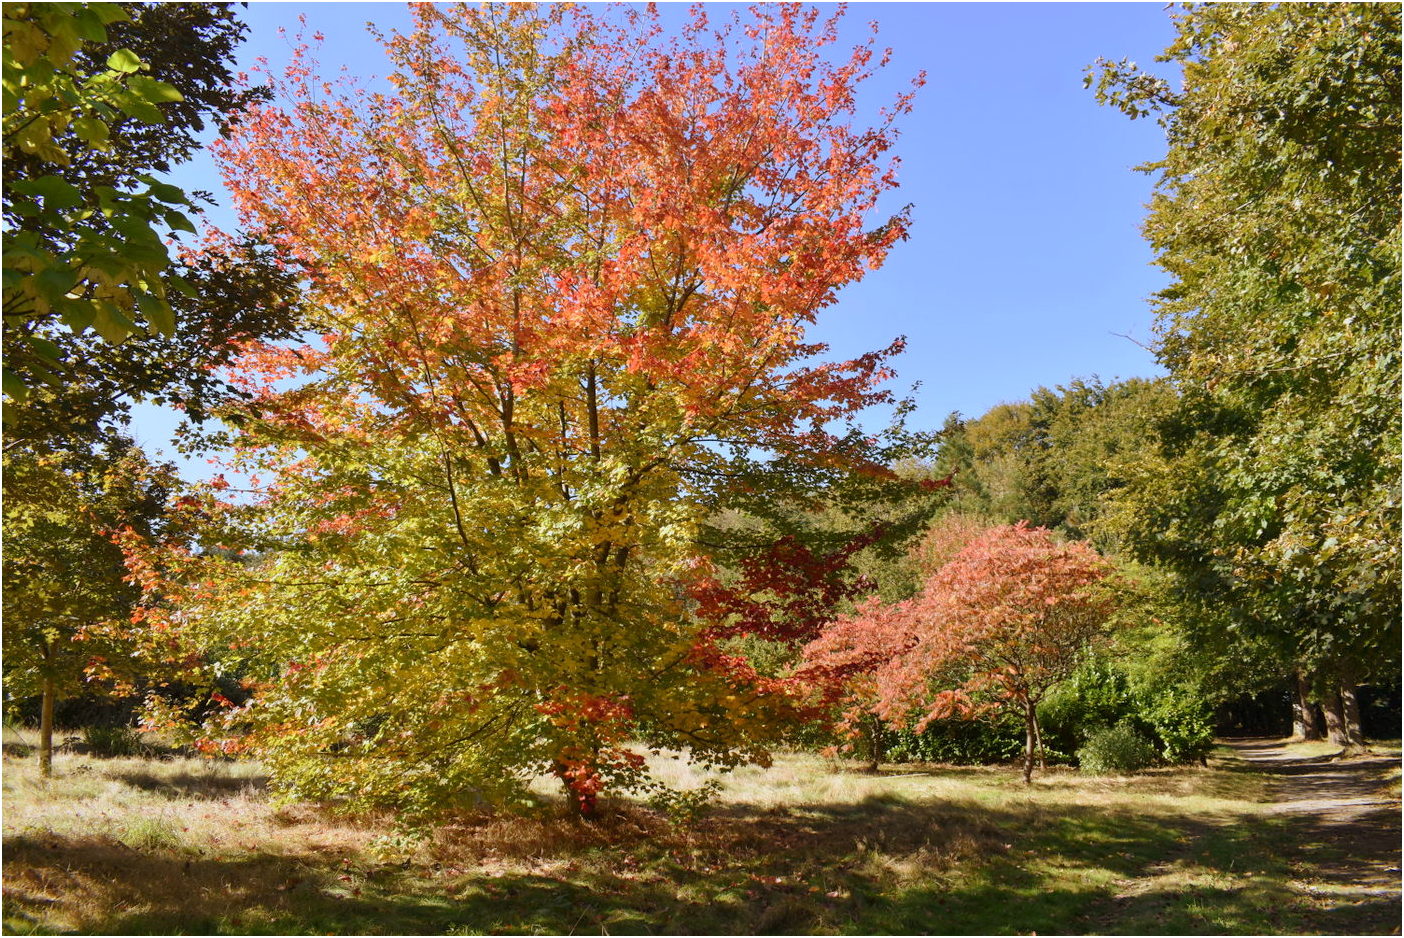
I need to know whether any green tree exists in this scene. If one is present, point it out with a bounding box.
[2,437,175,776]
[931,377,1176,551]
[3,3,303,429]
[2,2,198,397]
[1090,3,1401,741]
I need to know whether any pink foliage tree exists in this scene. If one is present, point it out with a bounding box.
[802,522,1117,782]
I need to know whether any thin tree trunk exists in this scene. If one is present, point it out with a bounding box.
[1032,709,1046,769]
[863,714,884,773]
[555,763,598,821]
[1022,700,1036,785]
[1291,671,1322,741]
[1321,686,1349,746]
[39,673,55,779]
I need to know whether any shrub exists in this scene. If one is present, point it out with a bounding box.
[646,780,722,827]
[885,717,1028,765]
[1039,660,1132,747]
[1077,723,1158,774]
[83,725,145,758]
[1139,687,1215,764]
[1040,656,1217,766]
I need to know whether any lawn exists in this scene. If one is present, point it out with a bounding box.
[2,738,1396,935]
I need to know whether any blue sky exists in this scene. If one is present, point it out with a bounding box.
[133,2,1180,479]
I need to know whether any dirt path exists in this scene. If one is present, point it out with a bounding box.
[1223,737,1402,934]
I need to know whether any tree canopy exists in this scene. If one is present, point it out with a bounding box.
[3,3,304,432]
[1090,3,1401,705]
[803,522,1117,783]
[129,4,925,818]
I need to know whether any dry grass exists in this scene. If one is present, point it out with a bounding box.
[3,742,1399,935]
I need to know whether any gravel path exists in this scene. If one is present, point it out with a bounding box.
[1223,737,1402,934]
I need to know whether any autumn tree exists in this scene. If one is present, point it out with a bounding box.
[1090,4,1401,743]
[2,436,176,776]
[803,524,1117,783]
[131,5,923,818]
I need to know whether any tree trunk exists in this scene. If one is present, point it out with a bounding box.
[1320,686,1349,746]
[1022,700,1036,785]
[1340,684,1366,747]
[1032,709,1046,769]
[556,764,598,821]
[863,714,884,773]
[39,673,55,779]
[1291,671,1322,741]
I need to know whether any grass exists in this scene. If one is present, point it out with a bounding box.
[3,742,1399,935]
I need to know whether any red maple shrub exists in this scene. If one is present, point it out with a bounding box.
[802,522,1118,782]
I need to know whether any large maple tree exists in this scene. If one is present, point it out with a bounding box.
[135,4,922,817]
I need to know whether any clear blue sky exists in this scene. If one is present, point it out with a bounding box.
[132,2,1180,479]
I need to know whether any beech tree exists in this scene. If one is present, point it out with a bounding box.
[3,2,196,399]
[130,5,922,818]
[1091,4,1401,742]
[803,524,1117,783]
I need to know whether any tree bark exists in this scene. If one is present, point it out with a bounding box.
[1032,709,1046,769]
[39,673,55,779]
[863,714,884,773]
[1291,670,1323,741]
[1022,700,1036,785]
[1340,683,1366,747]
[1321,685,1349,746]
[555,763,598,821]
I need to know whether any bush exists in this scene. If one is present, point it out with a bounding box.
[1040,656,1217,766]
[1040,661,1132,743]
[1077,723,1158,774]
[646,780,722,827]
[1140,687,1215,764]
[83,724,145,758]
[885,717,1028,765]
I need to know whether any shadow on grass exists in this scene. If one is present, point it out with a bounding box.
[109,768,270,798]
[4,784,1355,936]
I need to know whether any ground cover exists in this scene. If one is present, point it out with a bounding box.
[3,734,1398,935]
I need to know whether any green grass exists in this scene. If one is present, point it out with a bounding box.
[3,743,1399,935]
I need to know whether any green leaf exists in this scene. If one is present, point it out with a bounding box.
[12,175,84,210]
[59,302,95,333]
[90,3,130,26]
[164,209,197,235]
[128,75,184,104]
[35,265,77,302]
[71,116,110,146]
[137,292,175,336]
[72,7,110,42]
[2,368,30,402]
[167,273,197,298]
[115,95,164,125]
[27,336,62,365]
[92,302,137,344]
[143,179,187,205]
[106,48,143,74]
